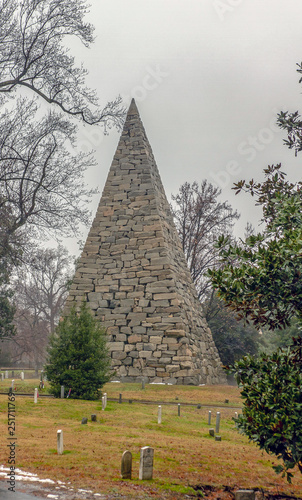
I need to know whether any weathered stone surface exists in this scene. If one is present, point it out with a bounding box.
[139,446,154,480]
[235,491,255,500]
[121,450,132,479]
[108,342,124,351]
[64,99,225,386]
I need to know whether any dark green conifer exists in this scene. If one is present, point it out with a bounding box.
[45,301,111,400]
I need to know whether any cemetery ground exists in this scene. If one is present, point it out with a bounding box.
[1,380,302,499]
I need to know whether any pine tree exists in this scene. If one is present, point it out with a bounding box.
[45,302,111,400]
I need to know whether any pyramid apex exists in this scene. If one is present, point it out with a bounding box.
[127,98,139,115]
[121,98,147,141]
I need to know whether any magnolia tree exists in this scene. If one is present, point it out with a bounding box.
[209,165,302,330]
[231,338,302,483]
[209,164,302,481]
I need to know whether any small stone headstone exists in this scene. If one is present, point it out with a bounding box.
[235,411,238,419]
[224,399,229,404]
[208,410,211,425]
[60,386,64,399]
[81,417,88,424]
[12,370,14,377]
[57,429,63,455]
[235,490,255,500]
[5,371,8,379]
[177,403,180,416]
[34,388,38,404]
[21,372,24,380]
[139,446,154,480]
[158,405,162,424]
[104,393,107,407]
[197,404,201,409]
[209,428,215,437]
[129,399,132,404]
[119,393,122,404]
[215,412,221,433]
[215,435,221,441]
[91,414,97,422]
[11,379,14,389]
[121,450,132,479]
[102,396,105,410]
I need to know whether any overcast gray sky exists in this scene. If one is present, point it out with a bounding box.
[62,0,302,255]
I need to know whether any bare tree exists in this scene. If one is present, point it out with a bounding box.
[0,0,126,239]
[0,98,96,238]
[14,245,74,333]
[0,0,125,127]
[171,181,262,362]
[5,245,74,366]
[8,308,49,368]
[171,180,239,302]
[0,0,126,338]
[0,202,24,340]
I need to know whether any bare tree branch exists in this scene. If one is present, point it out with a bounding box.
[0,98,96,237]
[0,0,126,128]
[171,180,239,302]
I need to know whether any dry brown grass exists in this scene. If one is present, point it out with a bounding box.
[1,381,302,499]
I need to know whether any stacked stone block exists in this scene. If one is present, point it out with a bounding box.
[65,99,225,385]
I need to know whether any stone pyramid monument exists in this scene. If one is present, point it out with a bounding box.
[65,99,225,385]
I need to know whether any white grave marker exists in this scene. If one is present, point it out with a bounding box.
[57,430,63,455]
[139,446,154,480]
[215,412,221,433]
[158,405,162,424]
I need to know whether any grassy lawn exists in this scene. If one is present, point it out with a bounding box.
[0,380,302,499]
